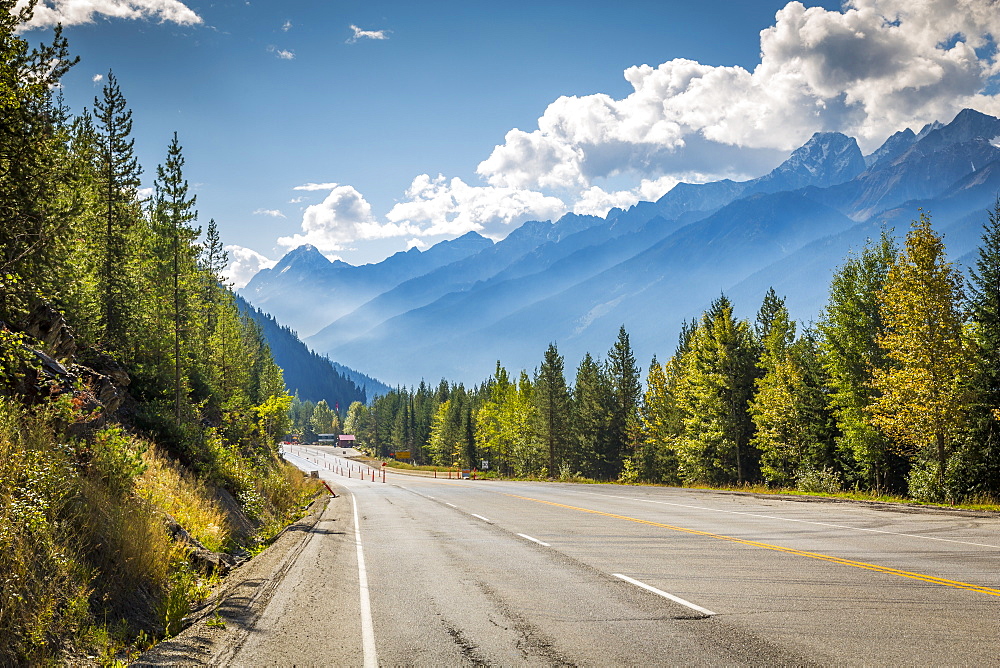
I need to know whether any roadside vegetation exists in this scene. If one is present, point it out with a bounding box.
[337,202,1000,512]
[1,4,321,663]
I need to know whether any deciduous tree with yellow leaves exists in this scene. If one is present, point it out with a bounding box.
[872,212,972,498]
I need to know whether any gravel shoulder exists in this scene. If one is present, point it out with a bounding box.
[135,493,345,665]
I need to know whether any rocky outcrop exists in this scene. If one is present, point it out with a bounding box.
[21,302,77,359]
[162,513,246,575]
[10,302,130,430]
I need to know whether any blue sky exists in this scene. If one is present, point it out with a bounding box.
[16,0,1000,285]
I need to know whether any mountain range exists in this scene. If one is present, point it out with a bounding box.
[240,108,1000,386]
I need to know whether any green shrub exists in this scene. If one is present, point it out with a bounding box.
[0,400,91,664]
[796,467,843,495]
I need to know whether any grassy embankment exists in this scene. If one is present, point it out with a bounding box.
[0,398,322,665]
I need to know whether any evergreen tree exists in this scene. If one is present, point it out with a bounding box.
[201,218,228,285]
[755,287,785,343]
[639,320,697,484]
[59,108,106,340]
[411,381,436,464]
[0,10,76,323]
[750,302,796,483]
[964,198,1000,494]
[676,296,757,484]
[751,307,836,485]
[604,326,641,479]
[818,231,899,490]
[872,213,971,500]
[570,353,606,479]
[534,343,571,477]
[427,385,475,467]
[153,132,200,423]
[93,71,143,352]
[636,356,680,484]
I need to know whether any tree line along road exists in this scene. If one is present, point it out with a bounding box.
[142,445,1000,666]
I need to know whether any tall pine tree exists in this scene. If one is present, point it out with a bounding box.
[818,231,899,491]
[534,343,571,477]
[964,198,1000,494]
[676,296,757,484]
[570,353,606,479]
[153,132,200,423]
[605,326,641,480]
[93,71,143,352]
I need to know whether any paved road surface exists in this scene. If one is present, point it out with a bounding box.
[146,445,1000,665]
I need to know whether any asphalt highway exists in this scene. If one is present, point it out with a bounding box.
[230,445,1000,665]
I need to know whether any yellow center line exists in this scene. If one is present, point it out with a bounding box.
[504,493,1000,598]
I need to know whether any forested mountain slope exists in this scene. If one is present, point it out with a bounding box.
[235,294,384,405]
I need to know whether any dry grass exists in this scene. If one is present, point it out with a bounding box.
[253,462,324,543]
[137,444,230,553]
[0,396,320,664]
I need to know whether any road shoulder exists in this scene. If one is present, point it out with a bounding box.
[135,493,343,665]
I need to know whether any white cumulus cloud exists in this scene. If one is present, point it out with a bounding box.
[571,173,717,217]
[477,0,1000,192]
[253,208,286,218]
[15,0,201,30]
[224,245,276,289]
[347,24,388,43]
[278,184,420,252]
[293,182,340,191]
[385,174,567,239]
[267,45,294,60]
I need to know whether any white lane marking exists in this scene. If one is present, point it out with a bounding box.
[445,502,457,508]
[471,514,492,523]
[517,533,550,547]
[576,491,1000,550]
[613,574,716,617]
[352,495,378,668]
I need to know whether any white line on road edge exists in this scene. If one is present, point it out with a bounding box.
[352,495,378,668]
[471,513,492,523]
[445,502,457,508]
[612,574,716,617]
[517,533,551,547]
